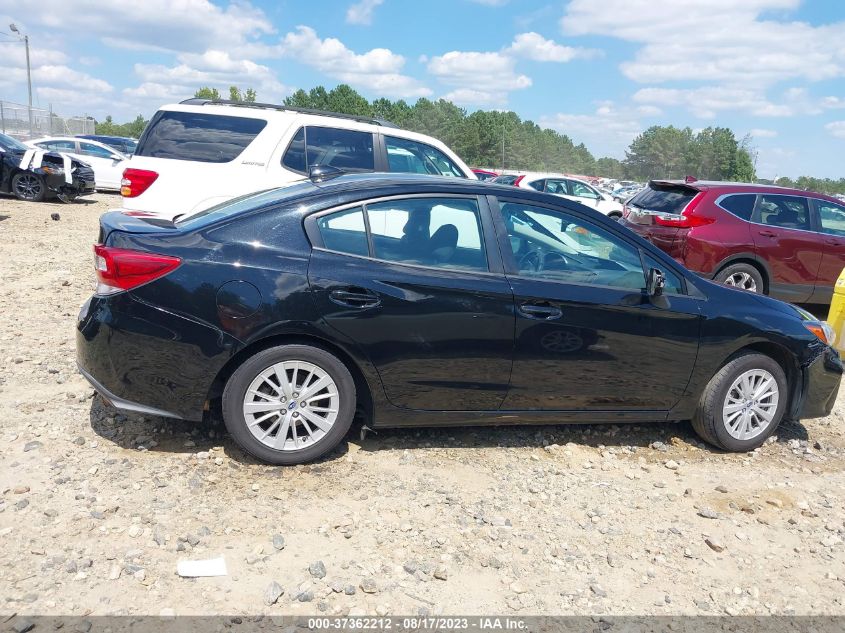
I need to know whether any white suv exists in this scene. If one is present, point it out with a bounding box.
[121,99,475,219]
[517,173,624,218]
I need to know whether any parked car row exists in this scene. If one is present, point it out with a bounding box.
[489,172,625,218]
[0,132,95,202]
[620,178,845,304]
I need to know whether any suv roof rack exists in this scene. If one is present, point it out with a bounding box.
[179,98,400,128]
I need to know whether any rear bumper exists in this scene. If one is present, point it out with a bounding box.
[76,293,237,421]
[797,346,843,419]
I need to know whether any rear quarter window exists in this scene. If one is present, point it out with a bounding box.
[136,111,267,163]
[630,184,697,213]
[717,193,756,220]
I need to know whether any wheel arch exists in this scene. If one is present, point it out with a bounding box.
[720,340,801,414]
[206,332,375,424]
[713,254,771,294]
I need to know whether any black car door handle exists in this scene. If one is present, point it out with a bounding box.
[329,288,381,309]
[518,302,562,320]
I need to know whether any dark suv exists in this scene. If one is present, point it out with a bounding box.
[620,180,845,303]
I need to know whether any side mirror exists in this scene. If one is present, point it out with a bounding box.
[646,267,665,297]
[308,164,344,183]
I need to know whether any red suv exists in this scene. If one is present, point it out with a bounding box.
[619,180,845,304]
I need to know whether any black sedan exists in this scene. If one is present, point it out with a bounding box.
[77,173,842,464]
[0,132,95,202]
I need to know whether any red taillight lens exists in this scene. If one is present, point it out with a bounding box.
[652,192,712,228]
[513,175,525,187]
[120,168,158,198]
[94,245,181,295]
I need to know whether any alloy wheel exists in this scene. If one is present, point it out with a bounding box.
[242,360,339,451]
[722,368,779,440]
[724,271,758,292]
[15,174,43,200]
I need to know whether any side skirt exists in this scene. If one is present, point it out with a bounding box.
[371,408,670,429]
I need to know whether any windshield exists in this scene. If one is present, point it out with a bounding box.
[0,132,28,152]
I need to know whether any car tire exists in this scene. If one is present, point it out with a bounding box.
[714,263,764,294]
[11,172,47,202]
[692,352,788,452]
[222,344,356,465]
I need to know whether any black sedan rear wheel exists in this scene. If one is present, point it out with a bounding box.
[222,344,356,465]
[12,172,46,202]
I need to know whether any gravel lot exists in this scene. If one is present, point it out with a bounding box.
[1,193,844,617]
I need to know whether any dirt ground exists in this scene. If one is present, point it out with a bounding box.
[1,193,844,617]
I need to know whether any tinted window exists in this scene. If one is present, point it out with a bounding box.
[630,184,697,213]
[492,174,518,185]
[0,132,29,151]
[385,136,465,177]
[500,202,645,290]
[757,195,810,230]
[176,182,316,228]
[136,111,267,163]
[719,194,756,220]
[366,197,486,271]
[282,126,374,174]
[316,207,368,256]
[528,179,546,191]
[568,180,599,199]
[817,200,845,236]
[80,142,116,158]
[643,254,684,295]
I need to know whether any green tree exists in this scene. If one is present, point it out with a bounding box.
[228,86,258,102]
[194,86,221,100]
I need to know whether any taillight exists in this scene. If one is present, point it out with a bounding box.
[94,244,181,295]
[513,175,525,187]
[652,193,712,228]
[120,168,158,198]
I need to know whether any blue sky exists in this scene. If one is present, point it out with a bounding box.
[1,0,844,179]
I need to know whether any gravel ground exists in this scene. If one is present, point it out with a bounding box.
[1,193,844,617]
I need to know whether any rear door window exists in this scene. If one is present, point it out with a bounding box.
[136,111,267,163]
[629,184,697,213]
[316,207,369,256]
[282,126,374,174]
[717,194,756,220]
[545,179,568,195]
[40,140,76,151]
[756,195,811,230]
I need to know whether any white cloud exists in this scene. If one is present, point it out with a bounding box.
[749,128,778,138]
[125,50,288,107]
[827,122,845,139]
[346,0,385,25]
[561,0,845,87]
[428,32,594,106]
[633,85,845,119]
[0,0,275,54]
[506,32,598,63]
[428,51,531,106]
[539,102,643,157]
[279,26,430,98]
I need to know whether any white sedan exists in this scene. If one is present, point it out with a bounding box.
[26,136,128,191]
[517,173,624,218]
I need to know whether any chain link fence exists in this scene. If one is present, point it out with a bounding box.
[0,100,95,139]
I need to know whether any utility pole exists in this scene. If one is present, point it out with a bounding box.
[9,24,33,138]
[501,119,505,172]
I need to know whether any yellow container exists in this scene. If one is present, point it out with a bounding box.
[826,267,845,353]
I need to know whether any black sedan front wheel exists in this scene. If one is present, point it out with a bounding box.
[692,352,787,451]
[222,344,357,465]
[11,172,46,202]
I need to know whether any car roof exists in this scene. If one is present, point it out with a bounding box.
[651,179,841,202]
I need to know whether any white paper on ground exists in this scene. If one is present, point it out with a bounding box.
[176,556,228,577]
